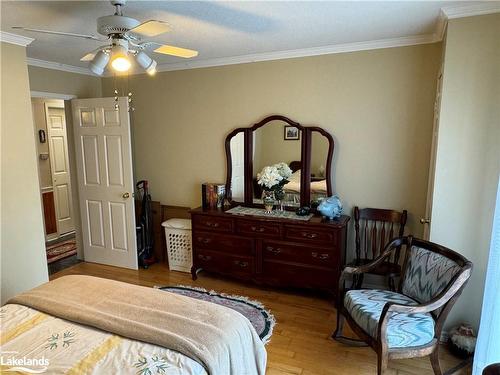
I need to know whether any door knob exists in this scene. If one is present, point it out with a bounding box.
[122,192,130,199]
[420,218,430,224]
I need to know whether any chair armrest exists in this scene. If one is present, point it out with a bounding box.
[339,237,406,284]
[377,266,472,343]
[337,237,408,305]
[385,267,472,315]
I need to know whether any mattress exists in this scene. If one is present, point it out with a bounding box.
[0,303,207,374]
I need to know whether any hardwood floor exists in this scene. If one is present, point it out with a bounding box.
[51,262,470,375]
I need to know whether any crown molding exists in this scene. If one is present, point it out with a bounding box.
[30,91,76,100]
[441,2,500,19]
[0,31,34,47]
[148,34,439,74]
[435,9,448,41]
[27,57,94,76]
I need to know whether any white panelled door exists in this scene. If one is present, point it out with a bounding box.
[72,97,137,269]
[45,103,75,235]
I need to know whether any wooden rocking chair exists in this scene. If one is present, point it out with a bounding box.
[333,236,472,375]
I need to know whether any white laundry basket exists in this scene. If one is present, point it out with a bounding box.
[162,218,192,273]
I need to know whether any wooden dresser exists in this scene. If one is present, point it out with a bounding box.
[190,207,350,296]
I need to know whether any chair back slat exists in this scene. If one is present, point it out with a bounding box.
[364,220,369,260]
[353,207,408,265]
[371,222,378,258]
[379,223,386,257]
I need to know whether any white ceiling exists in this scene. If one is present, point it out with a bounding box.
[1,1,498,74]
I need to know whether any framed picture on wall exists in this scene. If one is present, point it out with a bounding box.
[284,126,300,140]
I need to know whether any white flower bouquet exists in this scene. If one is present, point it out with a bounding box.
[257,162,293,191]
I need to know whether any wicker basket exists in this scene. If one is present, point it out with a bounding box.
[162,219,192,273]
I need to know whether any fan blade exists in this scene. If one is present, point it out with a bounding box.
[128,20,171,38]
[153,44,198,58]
[12,26,102,41]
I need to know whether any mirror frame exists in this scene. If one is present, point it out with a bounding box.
[225,115,334,207]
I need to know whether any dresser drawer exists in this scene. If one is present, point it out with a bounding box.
[236,219,280,238]
[195,250,253,279]
[262,260,336,290]
[263,241,335,267]
[284,226,336,244]
[193,231,253,255]
[192,215,233,233]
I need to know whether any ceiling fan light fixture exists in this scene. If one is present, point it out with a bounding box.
[89,50,110,76]
[135,52,157,75]
[146,60,157,76]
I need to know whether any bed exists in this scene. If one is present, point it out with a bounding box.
[0,275,266,374]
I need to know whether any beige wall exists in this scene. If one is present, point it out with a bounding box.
[102,43,441,253]
[1,42,48,303]
[28,65,101,98]
[430,13,500,330]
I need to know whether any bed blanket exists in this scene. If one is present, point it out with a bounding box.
[8,275,266,375]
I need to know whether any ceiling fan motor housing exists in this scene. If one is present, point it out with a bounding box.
[97,15,140,37]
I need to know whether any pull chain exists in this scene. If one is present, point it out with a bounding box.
[113,72,134,112]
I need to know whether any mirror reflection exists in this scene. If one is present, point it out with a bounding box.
[310,131,329,203]
[252,121,302,207]
[229,132,245,202]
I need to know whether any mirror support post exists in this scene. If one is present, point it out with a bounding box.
[244,128,254,205]
[301,129,312,207]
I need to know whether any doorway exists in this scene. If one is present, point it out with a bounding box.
[32,97,80,274]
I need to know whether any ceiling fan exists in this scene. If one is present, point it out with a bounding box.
[13,0,198,76]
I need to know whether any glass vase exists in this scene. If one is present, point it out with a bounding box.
[262,190,275,213]
[274,188,285,211]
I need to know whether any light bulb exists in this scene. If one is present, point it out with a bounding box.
[111,56,131,72]
[110,43,131,72]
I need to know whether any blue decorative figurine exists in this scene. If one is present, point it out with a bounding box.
[318,195,343,220]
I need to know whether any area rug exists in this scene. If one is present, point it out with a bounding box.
[158,285,275,344]
[46,239,77,264]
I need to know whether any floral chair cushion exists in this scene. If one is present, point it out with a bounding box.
[344,289,435,349]
[402,246,462,304]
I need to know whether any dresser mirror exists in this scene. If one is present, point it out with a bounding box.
[310,130,332,203]
[252,120,302,207]
[225,115,334,208]
[229,131,245,202]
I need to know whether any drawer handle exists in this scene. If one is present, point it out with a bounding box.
[311,252,330,260]
[205,221,220,228]
[303,232,318,239]
[233,260,249,268]
[197,237,211,244]
[251,226,266,233]
[266,246,282,254]
[198,254,212,261]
